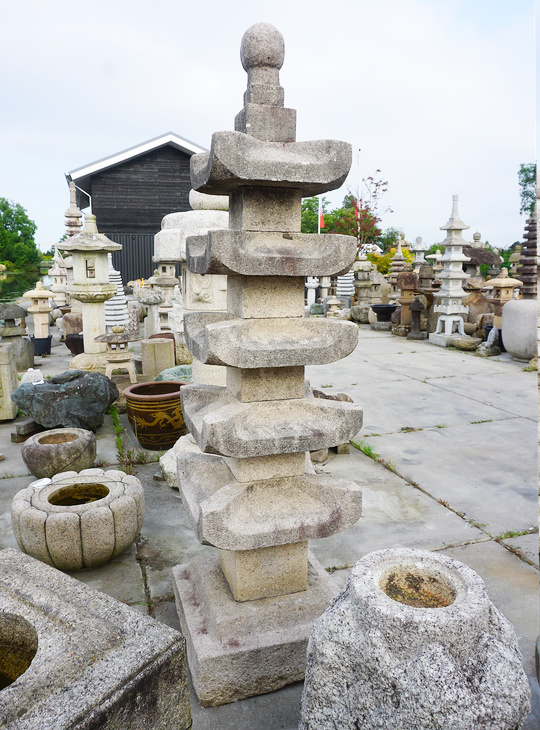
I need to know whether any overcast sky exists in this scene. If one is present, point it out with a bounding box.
[1,0,535,252]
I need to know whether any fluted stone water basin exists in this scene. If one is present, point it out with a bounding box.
[11,468,145,570]
[21,427,96,478]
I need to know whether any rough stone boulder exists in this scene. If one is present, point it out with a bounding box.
[12,370,118,431]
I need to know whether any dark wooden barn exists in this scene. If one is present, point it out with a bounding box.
[65,133,206,282]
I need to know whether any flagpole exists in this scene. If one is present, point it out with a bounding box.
[318,195,321,235]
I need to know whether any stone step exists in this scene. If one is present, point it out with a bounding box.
[184,312,359,368]
[185,230,356,276]
[177,452,362,550]
[180,384,363,458]
[191,131,351,196]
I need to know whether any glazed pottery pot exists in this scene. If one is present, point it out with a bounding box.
[11,468,145,570]
[371,304,398,322]
[30,335,52,356]
[123,380,188,450]
[21,427,96,478]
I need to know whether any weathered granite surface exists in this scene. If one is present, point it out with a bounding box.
[11,370,118,430]
[184,312,359,367]
[300,548,531,729]
[186,230,356,276]
[181,384,363,457]
[177,451,362,550]
[0,548,191,729]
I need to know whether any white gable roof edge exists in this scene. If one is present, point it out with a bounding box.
[67,132,207,182]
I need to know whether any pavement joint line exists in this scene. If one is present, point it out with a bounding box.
[135,539,155,617]
[361,416,521,438]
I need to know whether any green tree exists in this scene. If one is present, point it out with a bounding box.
[378,227,402,252]
[517,163,536,216]
[301,196,330,233]
[324,193,382,249]
[0,199,41,271]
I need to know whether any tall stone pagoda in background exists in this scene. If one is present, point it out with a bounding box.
[172,23,363,706]
[429,194,471,347]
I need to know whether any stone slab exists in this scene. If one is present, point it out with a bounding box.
[180,384,364,457]
[172,550,336,706]
[190,131,351,196]
[360,419,537,536]
[185,230,356,276]
[0,548,191,730]
[177,451,362,550]
[184,312,359,368]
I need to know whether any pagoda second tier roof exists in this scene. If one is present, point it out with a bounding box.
[177,452,362,551]
[191,131,351,196]
[181,384,363,458]
[184,312,359,368]
[60,233,122,253]
[186,230,357,276]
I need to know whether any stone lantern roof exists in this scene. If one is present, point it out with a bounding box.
[60,215,122,253]
[487,267,523,292]
[23,280,55,301]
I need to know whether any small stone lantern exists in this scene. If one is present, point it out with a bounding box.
[23,281,55,356]
[487,268,523,329]
[95,327,141,383]
[60,215,121,372]
[396,270,419,327]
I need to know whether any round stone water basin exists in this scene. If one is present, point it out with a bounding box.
[380,565,456,608]
[47,483,110,507]
[21,427,96,479]
[0,613,38,690]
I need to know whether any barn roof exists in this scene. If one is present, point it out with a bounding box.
[65,132,207,209]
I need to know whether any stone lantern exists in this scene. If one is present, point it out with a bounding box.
[60,215,121,372]
[411,236,428,271]
[429,195,471,347]
[396,270,419,328]
[0,303,33,370]
[487,268,523,328]
[387,238,408,301]
[23,281,55,356]
[49,248,68,308]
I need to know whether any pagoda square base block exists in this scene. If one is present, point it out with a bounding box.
[172,550,336,706]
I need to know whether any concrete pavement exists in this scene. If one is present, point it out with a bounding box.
[0,325,537,728]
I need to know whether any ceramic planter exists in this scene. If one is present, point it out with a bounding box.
[123,380,188,450]
[21,428,96,478]
[11,468,145,570]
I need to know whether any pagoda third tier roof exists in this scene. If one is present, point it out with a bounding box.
[181,384,363,458]
[186,230,357,276]
[191,131,351,196]
[178,452,362,550]
[184,312,359,368]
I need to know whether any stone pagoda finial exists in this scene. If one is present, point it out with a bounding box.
[64,181,83,238]
[441,194,470,234]
[240,23,285,107]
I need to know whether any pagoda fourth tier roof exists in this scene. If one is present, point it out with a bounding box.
[185,230,357,276]
[181,384,364,458]
[177,452,362,551]
[184,312,359,368]
[190,131,351,196]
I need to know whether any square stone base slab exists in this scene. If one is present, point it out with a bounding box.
[429,332,469,347]
[172,550,336,706]
[0,548,191,730]
[370,321,392,331]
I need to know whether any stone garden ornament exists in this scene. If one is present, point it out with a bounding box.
[300,548,530,729]
[172,22,363,705]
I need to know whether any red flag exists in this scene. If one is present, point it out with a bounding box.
[319,213,325,229]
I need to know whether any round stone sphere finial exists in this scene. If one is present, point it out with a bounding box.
[240,23,285,72]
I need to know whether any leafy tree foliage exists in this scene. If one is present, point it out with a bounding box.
[518,163,536,216]
[0,199,41,271]
[301,196,330,233]
[367,245,414,274]
[378,227,403,252]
